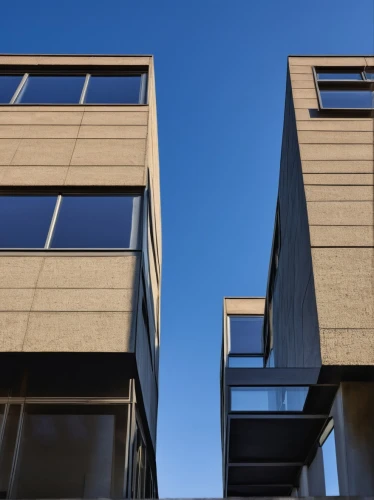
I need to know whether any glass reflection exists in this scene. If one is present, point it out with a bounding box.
[228,356,263,368]
[320,90,373,109]
[85,76,142,104]
[16,75,85,104]
[0,75,23,103]
[50,195,138,249]
[229,316,263,354]
[317,72,362,80]
[0,195,57,248]
[322,429,339,495]
[230,386,309,412]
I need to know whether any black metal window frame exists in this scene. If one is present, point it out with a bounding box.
[227,314,265,358]
[313,66,374,112]
[0,68,148,105]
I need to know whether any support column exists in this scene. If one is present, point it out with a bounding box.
[332,382,374,495]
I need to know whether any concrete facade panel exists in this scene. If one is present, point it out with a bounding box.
[302,160,374,173]
[321,331,374,365]
[290,73,314,81]
[290,81,316,89]
[0,166,68,185]
[0,139,21,164]
[293,98,319,109]
[305,185,373,201]
[303,173,373,185]
[11,138,76,165]
[298,131,373,144]
[0,111,84,125]
[78,125,147,139]
[289,56,366,66]
[289,66,314,74]
[312,248,374,329]
[31,288,134,312]
[0,289,35,311]
[297,120,373,131]
[300,144,373,161]
[81,111,148,126]
[0,312,28,351]
[64,166,145,186]
[307,201,373,226]
[70,139,146,165]
[0,257,44,288]
[36,255,138,289]
[23,312,133,352]
[292,89,317,99]
[225,298,265,315]
[309,226,374,247]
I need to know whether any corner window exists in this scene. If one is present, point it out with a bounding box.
[229,316,263,354]
[0,193,141,249]
[0,75,23,103]
[84,75,143,104]
[16,75,86,104]
[321,424,339,495]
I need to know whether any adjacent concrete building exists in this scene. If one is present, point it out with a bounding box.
[0,55,161,498]
[221,56,374,497]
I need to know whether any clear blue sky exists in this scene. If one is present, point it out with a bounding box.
[1,0,373,496]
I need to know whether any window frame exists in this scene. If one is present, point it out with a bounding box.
[313,66,374,112]
[0,190,142,251]
[0,68,148,106]
[227,314,264,357]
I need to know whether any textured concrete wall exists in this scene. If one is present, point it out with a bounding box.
[0,55,162,358]
[271,71,321,368]
[289,56,374,365]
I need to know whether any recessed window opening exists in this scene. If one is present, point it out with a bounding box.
[230,386,309,412]
[0,193,141,249]
[320,90,373,109]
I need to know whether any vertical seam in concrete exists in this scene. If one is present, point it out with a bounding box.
[64,110,85,185]
[21,256,46,351]
[8,137,22,166]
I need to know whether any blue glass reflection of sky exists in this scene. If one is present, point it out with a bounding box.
[322,429,340,495]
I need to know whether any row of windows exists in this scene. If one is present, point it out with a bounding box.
[0,73,146,105]
[317,69,374,81]
[0,194,140,249]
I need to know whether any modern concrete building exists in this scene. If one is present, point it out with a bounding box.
[221,56,374,497]
[0,55,161,499]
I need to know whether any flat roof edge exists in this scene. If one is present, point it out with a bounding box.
[288,54,374,57]
[0,53,154,57]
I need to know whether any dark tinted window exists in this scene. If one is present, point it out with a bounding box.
[365,71,374,80]
[320,90,373,109]
[85,76,142,104]
[229,316,263,354]
[16,75,85,104]
[228,356,263,368]
[0,195,57,248]
[0,75,23,103]
[50,195,138,248]
[317,72,362,80]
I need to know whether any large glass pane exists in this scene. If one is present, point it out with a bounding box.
[364,70,374,80]
[317,72,362,80]
[85,75,142,104]
[16,75,85,104]
[228,356,263,368]
[320,90,373,109]
[11,405,128,499]
[230,387,309,412]
[0,75,23,103]
[229,316,263,354]
[0,405,21,497]
[322,429,339,495]
[50,195,138,248]
[0,195,57,248]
